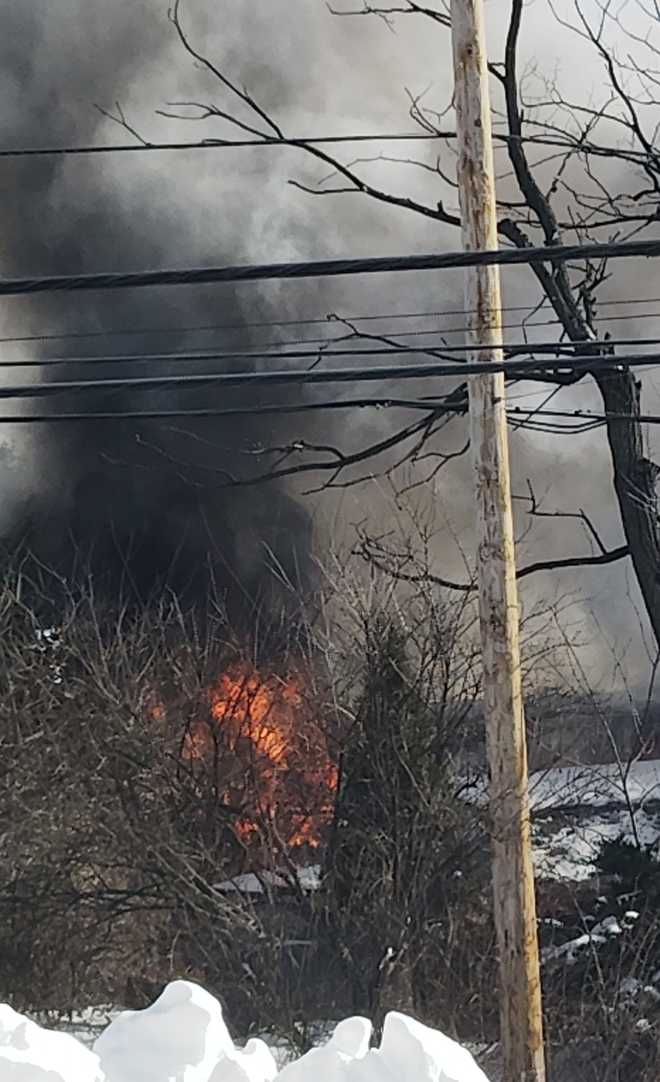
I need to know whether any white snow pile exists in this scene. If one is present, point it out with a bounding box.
[542,910,641,966]
[463,759,660,811]
[0,979,490,1082]
[532,806,660,881]
[215,866,321,895]
[528,760,660,810]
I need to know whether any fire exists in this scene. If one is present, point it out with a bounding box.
[183,663,337,852]
[148,696,166,724]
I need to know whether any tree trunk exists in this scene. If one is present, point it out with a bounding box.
[374,948,415,1025]
[595,367,660,649]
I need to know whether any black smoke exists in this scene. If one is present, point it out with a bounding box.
[0,0,317,623]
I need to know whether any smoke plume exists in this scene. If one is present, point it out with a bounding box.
[2,0,659,684]
[0,0,330,622]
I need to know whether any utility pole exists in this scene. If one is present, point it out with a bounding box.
[450,4,546,1082]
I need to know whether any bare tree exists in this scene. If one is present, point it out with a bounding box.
[0,562,327,1027]
[103,0,660,650]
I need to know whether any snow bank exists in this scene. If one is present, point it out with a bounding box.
[464,760,660,812]
[0,981,490,1082]
[0,1002,103,1081]
[215,866,321,895]
[533,805,660,880]
[528,760,660,810]
[275,1013,489,1082]
[462,760,660,882]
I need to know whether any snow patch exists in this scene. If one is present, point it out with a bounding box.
[0,981,490,1082]
[0,1003,103,1081]
[215,867,321,895]
[533,807,660,881]
[464,760,660,813]
[528,761,660,810]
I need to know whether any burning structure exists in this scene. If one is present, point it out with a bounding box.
[178,663,338,858]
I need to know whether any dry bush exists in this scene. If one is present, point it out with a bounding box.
[3,533,655,1066]
[314,555,495,1037]
[0,560,311,1017]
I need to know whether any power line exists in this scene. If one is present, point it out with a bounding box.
[2,294,658,347]
[0,396,465,423]
[0,345,459,369]
[0,306,652,350]
[0,344,470,369]
[0,131,644,161]
[4,348,660,401]
[5,334,660,369]
[2,401,660,430]
[0,307,554,346]
[0,133,447,159]
[508,407,660,427]
[0,308,537,347]
[4,238,660,298]
[1,306,656,355]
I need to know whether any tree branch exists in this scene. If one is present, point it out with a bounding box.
[169,0,283,139]
[355,534,630,593]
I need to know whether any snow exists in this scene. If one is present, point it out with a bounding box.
[0,1003,103,1081]
[591,915,623,937]
[619,977,644,1003]
[527,760,660,810]
[0,981,490,1082]
[541,909,657,970]
[92,980,254,1082]
[276,1013,489,1082]
[532,805,660,880]
[216,866,321,895]
[464,759,660,811]
[542,931,606,966]
[461,760,660,881]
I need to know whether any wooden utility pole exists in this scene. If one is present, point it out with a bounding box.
[450,3,546,1081]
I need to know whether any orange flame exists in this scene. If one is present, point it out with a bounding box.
[183,664,337,851]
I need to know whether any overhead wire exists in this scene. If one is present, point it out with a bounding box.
[508,406,660,430]
[0,402,659,430]
[0,292,658,348]
[2,347,660,402]
[3,237,660,297]
[0,133,453,159]
[3,333,660,369]
[1,305,658,350]
[0,131,644,160]
[0,239,657,429]
[0,309,562,346]
[0,397,466,423]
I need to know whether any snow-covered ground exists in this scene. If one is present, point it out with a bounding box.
[533,804,660,880]
[5,762,658,1079]
[464,759,660,811]
[214,762,660,893]
[215,867,321,895]
[464,760,660,882]
[0,980,490,1082]
[528,760,660,811]
[530,760,660,881]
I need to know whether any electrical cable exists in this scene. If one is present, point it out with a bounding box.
[0,131,645,160]
[3,237,660,297]
[0,396,466,423]
[4,334,660,369]
[0,133,453,159]
[2,293,658,347]
[2,347,660,402]
[2,403,660,429]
